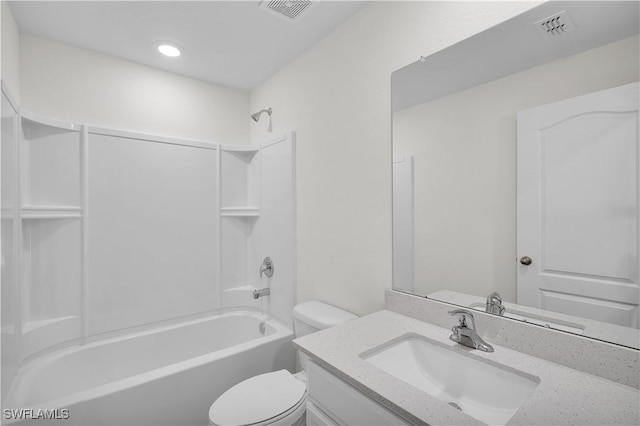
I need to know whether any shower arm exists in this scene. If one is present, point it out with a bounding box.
[251,107,272,122]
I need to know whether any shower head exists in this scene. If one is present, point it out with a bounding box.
[251,108,272,122]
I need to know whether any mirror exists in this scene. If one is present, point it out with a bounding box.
[391,1,640,349]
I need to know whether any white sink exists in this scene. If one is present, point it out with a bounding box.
[362,335,539,426]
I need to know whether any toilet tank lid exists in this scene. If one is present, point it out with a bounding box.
[293,301,358,329]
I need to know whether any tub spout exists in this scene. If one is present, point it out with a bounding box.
[253,288,270,299]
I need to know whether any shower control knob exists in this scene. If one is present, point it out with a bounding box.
[519,256,532,265]
[260,257,274,278]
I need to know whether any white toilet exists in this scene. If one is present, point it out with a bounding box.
[208,301,358,426]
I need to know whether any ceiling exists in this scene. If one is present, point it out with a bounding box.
[9,1,368,90]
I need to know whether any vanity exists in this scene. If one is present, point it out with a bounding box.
[294,291,640,425]
[298,2,640,423]
[345,2,640,423]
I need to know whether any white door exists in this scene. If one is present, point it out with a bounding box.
[517,82,639,328]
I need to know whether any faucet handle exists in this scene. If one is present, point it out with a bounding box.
[448,309,475,328]
[487,292,502,303]
[448,309,494,353]
[486,292,506,316]
[260,257,274,278]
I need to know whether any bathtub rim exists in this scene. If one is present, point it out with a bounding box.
[17,307,276,366]
[3,310,293,413]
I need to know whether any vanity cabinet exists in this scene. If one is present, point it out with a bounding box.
[306,360,409,426]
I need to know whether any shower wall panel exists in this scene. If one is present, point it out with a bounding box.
[259,134,296,326]
[87,130,219,336]
[1,87,20,403]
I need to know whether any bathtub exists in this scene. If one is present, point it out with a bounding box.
[3,311,295,425]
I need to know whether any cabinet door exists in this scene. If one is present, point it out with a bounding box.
[306,402,338,426]
[307,360,409,425]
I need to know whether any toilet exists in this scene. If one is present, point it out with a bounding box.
[208,301,358,426]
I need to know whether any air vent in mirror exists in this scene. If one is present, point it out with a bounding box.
[535,11,576,38]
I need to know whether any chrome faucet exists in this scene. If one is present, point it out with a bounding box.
[260,257,274,278]
[449,309,494,352]
[253,288,270,299]
[486,291,505,316]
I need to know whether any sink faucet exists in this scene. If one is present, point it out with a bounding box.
[253,288,270,299]
[449,309,494,352]
[486,291,505,316]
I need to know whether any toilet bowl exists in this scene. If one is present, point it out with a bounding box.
[208,301,357,426]
[209,370,307,426]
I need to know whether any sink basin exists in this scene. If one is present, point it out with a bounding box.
[362,335,539,426]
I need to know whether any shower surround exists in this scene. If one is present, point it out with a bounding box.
[1,85,297,424]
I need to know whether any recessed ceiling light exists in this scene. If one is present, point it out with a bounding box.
[157,43,181,58]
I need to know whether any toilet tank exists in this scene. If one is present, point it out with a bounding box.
[293,301,358,338]
[293,301,358,372]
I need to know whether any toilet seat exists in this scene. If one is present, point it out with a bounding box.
[209,370,306,426]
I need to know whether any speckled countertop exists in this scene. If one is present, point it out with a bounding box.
[293,310,640,425]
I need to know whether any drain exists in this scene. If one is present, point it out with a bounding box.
[448,402,462,411]
[258,322,266,334]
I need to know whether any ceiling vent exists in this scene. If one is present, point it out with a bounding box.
[260,0,318,22]
[535,11,576,38]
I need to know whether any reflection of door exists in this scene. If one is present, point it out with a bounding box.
[517,82,639,328]
[393,156,414,293]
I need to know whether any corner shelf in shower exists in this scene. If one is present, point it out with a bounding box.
[20,111,83,211]
[21,205,82,219]
[221,145,259,153]
[220,207,260,217]
[12,109,85,359]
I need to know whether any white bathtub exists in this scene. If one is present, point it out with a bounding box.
[3,311,295,425]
